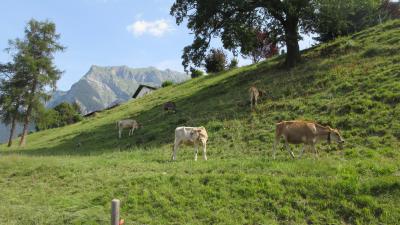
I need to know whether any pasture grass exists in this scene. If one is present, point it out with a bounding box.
[0,20,399,224]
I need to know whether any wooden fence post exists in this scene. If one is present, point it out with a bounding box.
[111,199,120,225]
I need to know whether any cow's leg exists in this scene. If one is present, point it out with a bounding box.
[299,144,306,158]
[118,128,122,139]
[202,141,207,160]
[172,140,180,161]
[273,133,281,159]
[284,139,295,159]
[194,142,198,161]
[311,142,319,159]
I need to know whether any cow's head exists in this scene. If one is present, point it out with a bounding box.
[190,127,207,141]
[189,129,201,141]
[328,128,345,147]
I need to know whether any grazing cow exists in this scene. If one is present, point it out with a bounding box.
[249,86,264,110]
[163,101,177,113]
[116,119,142,139]
[273,120,345,159]
[172,126,208,161]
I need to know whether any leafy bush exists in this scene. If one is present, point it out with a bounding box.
[204,48,227,73]
[54,102,83,127]
[190,69,204,78]
[161,80,174,87]
[35,102,82,131]
[35,107,59,131]
[229,58,239,69]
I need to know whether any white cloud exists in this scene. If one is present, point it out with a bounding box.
[126,19,174,37]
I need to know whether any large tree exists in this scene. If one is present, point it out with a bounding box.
[171,0,315,70]
[0,82,24,147]
[0,63,26,147]
[6,19,65,146]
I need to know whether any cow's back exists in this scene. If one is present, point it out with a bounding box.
[175,127,196,144]
[119,119,138,128]
[175,126,185,137]
[175,126,195,137]
[278,121,316,144]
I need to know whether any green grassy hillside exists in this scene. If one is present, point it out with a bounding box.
[1,20,400,225]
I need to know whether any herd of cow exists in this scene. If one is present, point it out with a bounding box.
[116,86,345,161]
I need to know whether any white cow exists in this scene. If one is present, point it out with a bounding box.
[172,126,208,161]
[116,119,141,139]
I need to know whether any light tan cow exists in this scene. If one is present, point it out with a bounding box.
[273,120,345,159]
[116,119,142,139]
[249,86,264,110]
[172,126,208,161]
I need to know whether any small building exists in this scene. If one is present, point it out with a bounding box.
[83,110,100,118]
[132,84,158,99]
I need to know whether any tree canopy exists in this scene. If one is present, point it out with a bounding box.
[171,0,315,71]
[312,0,383,42]
[171,0,392,71]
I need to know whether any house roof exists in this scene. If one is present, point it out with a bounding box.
[83,110,100,117]
[132,84,158,98]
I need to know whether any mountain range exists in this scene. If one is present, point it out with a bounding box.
[0,65,188,143]
[47,65,188,114]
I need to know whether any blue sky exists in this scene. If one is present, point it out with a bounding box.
[0,0,316,91]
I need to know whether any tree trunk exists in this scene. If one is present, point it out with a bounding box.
[7,115,17,147]
[19,81,36,147]
[19,103,32,147]
[283,18,301,68]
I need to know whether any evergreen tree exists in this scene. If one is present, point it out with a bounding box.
[0,63,26,147]
[6,19,65,146]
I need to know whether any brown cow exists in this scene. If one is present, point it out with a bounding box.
[249,86,264,110]
[163,101,176,113]
[273,120,345,159]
